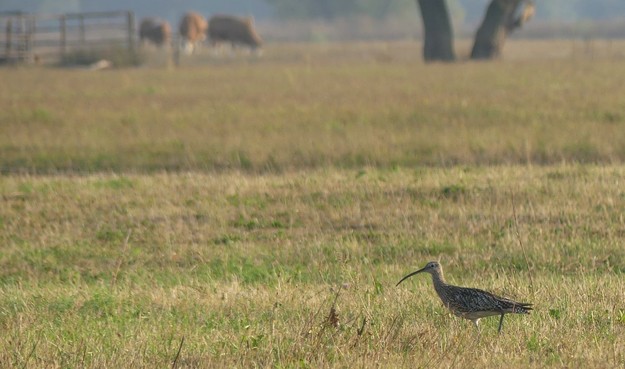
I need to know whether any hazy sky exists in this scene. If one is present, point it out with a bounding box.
[1,0,624,24]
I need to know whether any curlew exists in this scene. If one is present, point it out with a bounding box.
[396,261,532,333]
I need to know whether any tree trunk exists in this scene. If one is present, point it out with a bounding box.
[470,0,532,60]
[416,0,455,62]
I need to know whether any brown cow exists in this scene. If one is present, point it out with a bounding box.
[207,15,263,51]
[139,18,171,47]
[506,0,535,32]
[179,12,208,54]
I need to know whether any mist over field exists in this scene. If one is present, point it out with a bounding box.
[3,0,625,39]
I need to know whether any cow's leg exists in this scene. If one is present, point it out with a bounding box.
[182,40,194,55]
[210,41,222,57]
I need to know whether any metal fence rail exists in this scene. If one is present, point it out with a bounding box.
[0,10,134,64]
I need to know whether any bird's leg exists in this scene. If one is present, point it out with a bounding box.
[472,319,482,343]
[497,314,505,334]
[472,319,480,330]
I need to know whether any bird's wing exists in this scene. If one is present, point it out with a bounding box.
[464,287,533,313]
[445,286,504,313]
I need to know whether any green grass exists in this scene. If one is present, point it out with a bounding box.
[2,41,625,367]
[1,167,625,367]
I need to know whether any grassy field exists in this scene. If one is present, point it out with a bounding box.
[2,167,625,368]
[2,41,625,173]
[1,41,625,368]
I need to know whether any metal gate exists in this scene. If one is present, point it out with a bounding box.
[1,10,135,64]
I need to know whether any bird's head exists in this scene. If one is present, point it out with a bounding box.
[396,261,441,287]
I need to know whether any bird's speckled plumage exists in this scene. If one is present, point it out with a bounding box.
[397,261,532,333]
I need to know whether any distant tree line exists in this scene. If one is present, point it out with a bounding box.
[0,0,271,22]
[265,0,625,22]
[3,0,625,22]
[263,0,415,20]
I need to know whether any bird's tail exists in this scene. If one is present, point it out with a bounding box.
[512,302,533,314]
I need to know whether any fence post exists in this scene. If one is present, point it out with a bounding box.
[26,16,34,62]
[5,19,12,60]
[79,14,85,46]
[19,16,26,60]
[126,11,135,52]
[59,15,66,58]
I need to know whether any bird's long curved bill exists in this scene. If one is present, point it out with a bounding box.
[396,267,426,287]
